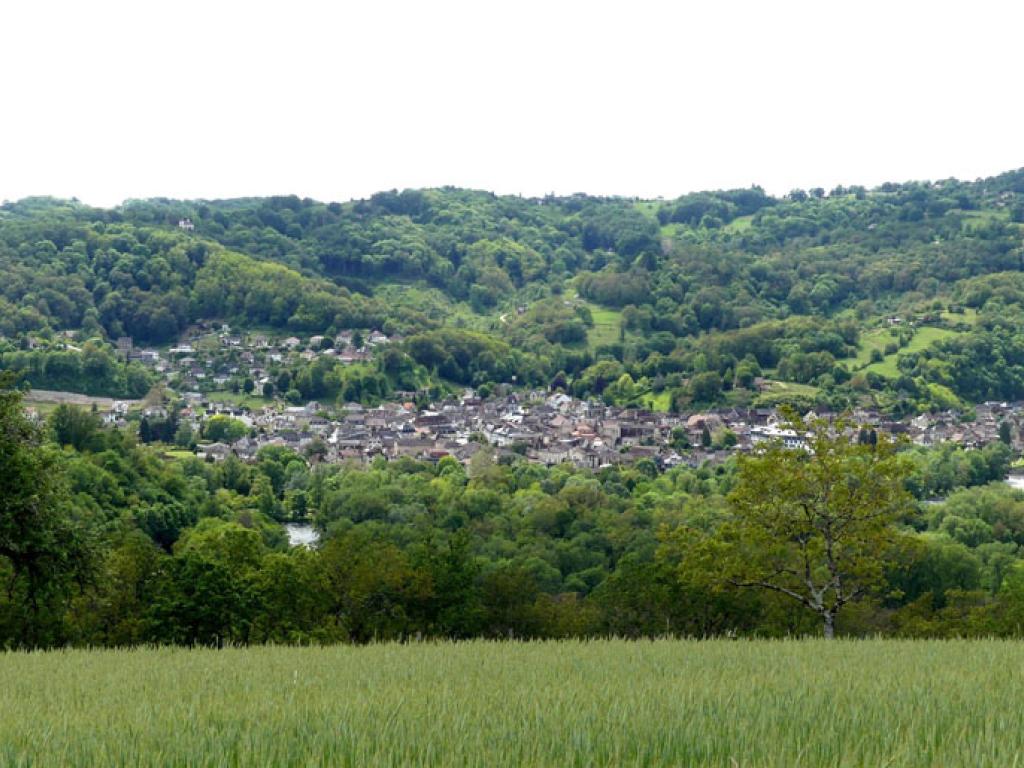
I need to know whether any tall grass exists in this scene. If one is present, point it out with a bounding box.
[2,639,1022,766]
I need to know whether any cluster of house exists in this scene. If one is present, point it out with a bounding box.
[123,325,396,393]
[157,391,1020,470]
[59,326,1020,470]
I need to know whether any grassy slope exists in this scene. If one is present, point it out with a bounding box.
[161,449,195,460]
[863,327,960,378]
[645,389,673,411]
[576,298,672,411]
[851,327,895,368]
[634,200,681,241]
[941,308,979,326]
[4,639,1024,766]
[845,325,965,378]
[957,208,1010,228]
[562,289,626,351]
[586,304,624,349]
[633,201,660,219]
[759,381,820,398]
[722,213,754,233]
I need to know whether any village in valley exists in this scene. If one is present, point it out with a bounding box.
[44,324,1021,473]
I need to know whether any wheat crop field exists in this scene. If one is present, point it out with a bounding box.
[3,638,1023,767]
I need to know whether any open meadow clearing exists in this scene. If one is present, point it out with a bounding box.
[4,639,1024,767]
[846,325,962,378]
[583,303,624,350]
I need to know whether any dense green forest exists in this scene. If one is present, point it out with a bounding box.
[2,170,1024,410]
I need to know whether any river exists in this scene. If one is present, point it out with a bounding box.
[284,523,320,548]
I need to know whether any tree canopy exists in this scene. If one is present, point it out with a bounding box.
[671,417,913,636]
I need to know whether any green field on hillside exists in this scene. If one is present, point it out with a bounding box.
[723,213,755,232]
[940,307,979,326]
[633,200,681,240]
[850,327,899,368]
[848,325,962,378]
[644,388,672,411]
[584,304,624,350]
[634,200,755,236]
[633,200,660,219]
[204,390,272,409]
[957,208,1009,229]
[161,448,196,460]
[863,327,960,378]
[752,380,821,408]
[759,380,820,398]
[4,639,1024,767]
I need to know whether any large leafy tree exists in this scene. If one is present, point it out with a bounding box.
[0,373,96,645]
[672,416,912,637]
[148,519,266,646]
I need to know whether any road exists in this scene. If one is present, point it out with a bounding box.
[25,389,141,408]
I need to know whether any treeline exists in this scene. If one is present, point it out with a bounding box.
[0,340,153,397]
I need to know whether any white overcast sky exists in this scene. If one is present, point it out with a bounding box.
[1,0,1021,207]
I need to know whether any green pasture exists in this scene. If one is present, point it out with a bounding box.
[862,326,959,378]
[204,390,272,409]
[161,449,196,460]
[845,325,963,378]
[723,214,754,233]
[586,304,625,350]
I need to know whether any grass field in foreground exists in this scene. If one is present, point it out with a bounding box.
[4,639,1024,767]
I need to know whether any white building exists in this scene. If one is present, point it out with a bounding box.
[750,424,809,450]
